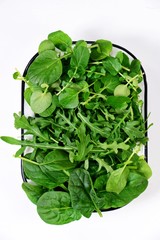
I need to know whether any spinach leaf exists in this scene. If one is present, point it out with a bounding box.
[22,182,46,204]
[68,168,103,218]
[37,191,81,225]
[100,171,148,209]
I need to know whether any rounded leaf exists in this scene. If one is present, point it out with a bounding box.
[37,191,81,225]
[30,90,52,114]
[27,50,62,86]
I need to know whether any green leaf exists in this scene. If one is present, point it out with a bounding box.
[48,30,72,51]
[101,75,120,93]
[103,56,122,76]
[58,88,79,108]
[37,191,81,225]
[100,171,148,209]
[106,96,130,110]
[23,160,60,188]
[130,59,141,74]
[70,45,90,72]
[42,149,76,170]
[114,84,130,97]
[24,87,32,105]
[39,95,57,117]
[106,166,129,194]
[27,50,62,86]
[30,90,52,114]
[0,136,22,145]
[68,168,103,218]
[90,39,112,60]
[22,182,46,204]
[38,39,55,53]
[137,157,152,179]
[123,121,144,140]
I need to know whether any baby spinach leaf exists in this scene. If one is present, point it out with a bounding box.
[42,149,76,170]
[30,90,52,114]
[23,160,59,189]
[106,166,129,194]
[90,39,112,60]
[37,191,81,225]
[100,171,148,209]
[48,30,72,52]
[68,168,103,218]
[22,182,46,204]
[27,50,62,86]
[103,56,122,76]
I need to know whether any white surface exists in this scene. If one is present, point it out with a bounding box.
[0,0,160,239]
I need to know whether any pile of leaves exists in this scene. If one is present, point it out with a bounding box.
[1,30,152,225]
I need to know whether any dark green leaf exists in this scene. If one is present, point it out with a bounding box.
[90,39,112,60]
[22,182,46,204]
[68,168,103,218]
[103,56,122,76]
[106,96,130,110]
[37,191,81,225]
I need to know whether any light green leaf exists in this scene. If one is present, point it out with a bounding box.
[106,166,129,194]
[30,90,52,114]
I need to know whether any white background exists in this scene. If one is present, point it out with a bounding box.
[0,0,160,239]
